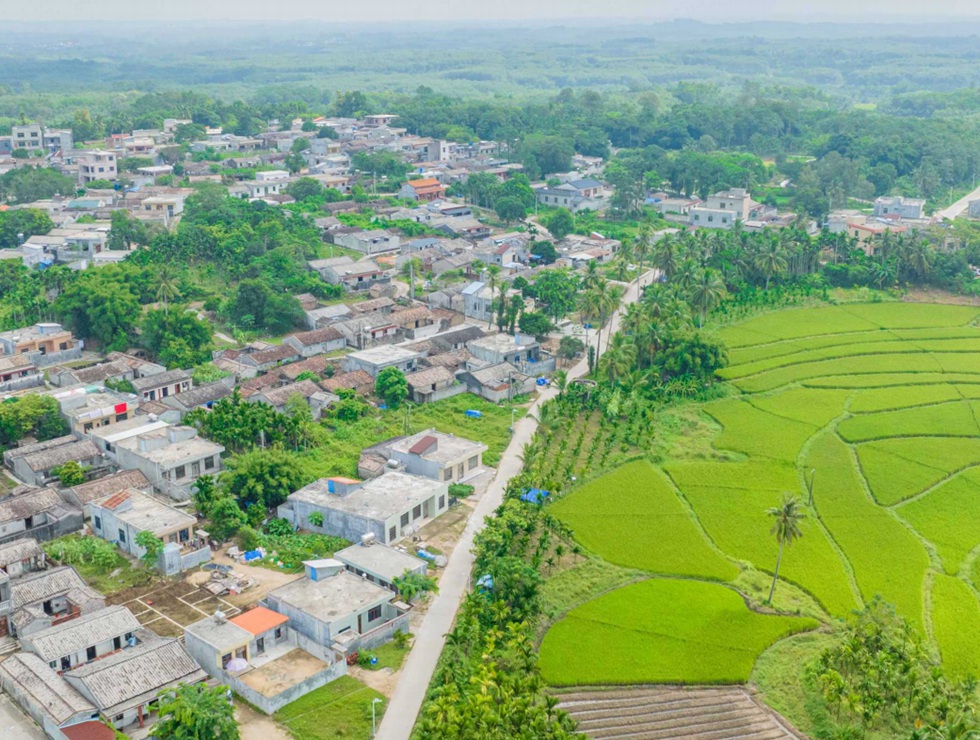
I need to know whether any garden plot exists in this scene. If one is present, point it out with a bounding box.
[108,581,241,637]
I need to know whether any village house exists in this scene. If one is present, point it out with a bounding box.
[334,230,401,256]
[404,366,464,404]
[458,361,536,403]
[57,390,139,437]
[334,540,428,593]
[283,327,346,357]
[0,354,42,392]
[305,304,353,330]
[313,256,389,291]
[65,469,151,520]
[873,195,926,220]
[130,368,191,402]
[184,606,346,714]
[277,354,331,383]
[0,323,79,367]
[250,379,337,420]
[114,426,224,501]
[86,416,170,460]
[3,436,105,489]
[160,381,234,418]
[261,559,410,653]
[278,472,450,545]
[20,605,141,672]
[90,489,207,567]
[398,177,447,202]
[47,359,135,389]
[387,429,487,482]
[0,652,101,738]
[75,151,118,184]
[689,187,769,230]
[320,370,375,395]
[237,344,303,373]
[7,566,105,638]
[342,345,421,378]
[461,281,495,322]
[0,538,46,579]
[0,487,84,547]
[467,332,554,374]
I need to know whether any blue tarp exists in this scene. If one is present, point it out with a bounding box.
[416,549,436,562]
[476,574,494,591]
[520,488,550,504]
[243,549,263,562]
[465,410,483,418]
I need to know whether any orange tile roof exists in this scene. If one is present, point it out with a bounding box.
[407,178,442,189]
[99,489,132,511]
[62,721,116,740]
[229,606,289,635]
[329,476,361,484]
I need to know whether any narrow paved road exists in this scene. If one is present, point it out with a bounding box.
[376,270,654,740]
[936,183,980,220]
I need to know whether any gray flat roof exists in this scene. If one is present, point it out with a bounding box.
[334,544,426,583]
[390,428,486,464]
[289,471,445,522]
[347,345,421,366]
[185,614,253,651]
[93,490,196,534]
[268,570,391,622]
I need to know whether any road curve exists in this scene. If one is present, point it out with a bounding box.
[375,270,654,740]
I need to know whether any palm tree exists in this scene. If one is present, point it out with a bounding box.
[485,264,502,326]
[754,241,787,290]
[688,268,727,328]
[595,281,624,368]
[156,267,181,316]
[766,494,805,604]
[653,233,678,280]
[634,225,652,283]
[552,369,568,397]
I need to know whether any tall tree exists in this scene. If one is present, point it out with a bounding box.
[150,683,239,740]
[766,494,805,604]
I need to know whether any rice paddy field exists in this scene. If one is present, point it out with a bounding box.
[540,302,980,691]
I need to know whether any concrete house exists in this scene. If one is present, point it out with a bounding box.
[0,354,42,392]
[8,567,105,638]
[4,436,105,489]
[0,653,101,738]
[689,187,766,230]
[65,469,151,520]
[387,429,487,483]
[0,488,84,547]
[184,606,346,715]
[262,560,410,653]
[0,323,79,367]
[458,361,535,403]
[342,345,421,378]
[160,381,234,418]
[873,195,926,220]
[130,368,191,402]
[404,366,464,404]
[468,332,553,374]
[90,489,206,562]
[114,426,224,501]
[87,417,169,459]
[76,151,118,184]
[334,230,401,256]
[334,541,428,593]
[278,472,450,545]
[461,281,495,322]
[58,390,139,437]
[334,313,401,350]
[20,605,140,672]
[283,327,346,357]
[398,178,447,202]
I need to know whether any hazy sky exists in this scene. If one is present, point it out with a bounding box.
[8,0,977,23]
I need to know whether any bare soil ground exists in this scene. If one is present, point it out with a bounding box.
[239,649,330,697]
[903,288,980,306]
[555,685,804,740]
[107,579,242,636]
[348,664,401,697]
[234,703,292,740]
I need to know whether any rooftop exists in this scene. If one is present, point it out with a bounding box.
[288,327,344,347]
[257,379,324,407]
[334,543,427,584]
[24,605,140,663]
[321,370,373,392]
[185,613,253,651]
[0,653,94,725]
[0,488,64,524]
[268,569,392,623]
[12,566,102,612]
[130,368,190,392]
[468,332,537,354]
[0,537,44,570]
[288,471,445,522]
[61,360,131,385]
[405,366,455,389]
[70,469,150,506]
[347,345,421,366]
[92,489,196,535]
[165,382,233,410]
[116,432,223,467]
[63,393,132,420]
[391,428,487,464]
[229,606,290,636]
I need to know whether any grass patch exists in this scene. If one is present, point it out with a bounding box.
[703,398,818,461]
[549,461,738,581]
[897,468,980,575]
[275,675,385,740]
[539,558,647,635]
[539,578,817,686]
[361,639,410,671]
[930,574,980,680]
[43,535,156,597]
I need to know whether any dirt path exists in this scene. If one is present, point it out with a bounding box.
[235,703,292,740]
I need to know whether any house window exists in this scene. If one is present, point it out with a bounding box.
[59,342,68,350]
[400,512,409,527]
[114,636,121,650]
[118,529,126,543]
[174,465,186,480]
[87,646,96,661]
[389,526,397,541]
[368,606,382,621]
[94,516,102,530]
[192,461,200,476]
[468,456,478,470]
[443,468,452,481]
[116,413,127,422]
[412,505,422,520]
[438,495,445,509]
[205,456,215,470]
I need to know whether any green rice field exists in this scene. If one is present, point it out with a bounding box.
[542,302,980,687]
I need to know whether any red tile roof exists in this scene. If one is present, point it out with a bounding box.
[99,490,132,511]
[406,178,441,189]
[408,435,438,455]
[229,606,289,636]
[62,721,116,740]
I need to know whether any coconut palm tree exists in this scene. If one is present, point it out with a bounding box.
[156,267,181,316]
[653,233,678,279]
[688,268,727,328]
[634,225,652,283]
[754,241,787,290]
[766,494,805,604]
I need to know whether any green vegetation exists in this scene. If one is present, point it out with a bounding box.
[550,460,738,581]
[42,535,155,596]
[930,574,980,680]
[540,578,817,685]
[274,676,385,740]
[152,683,239,740]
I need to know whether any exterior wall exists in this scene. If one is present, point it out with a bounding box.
[280,500,386,545]
[0,511,83,547]
[409,382,467,404]
[214,654,346,715]
[0,373,44,394]
[353,610,411,652]
[22,634,123,672]
[0,675,93,736]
